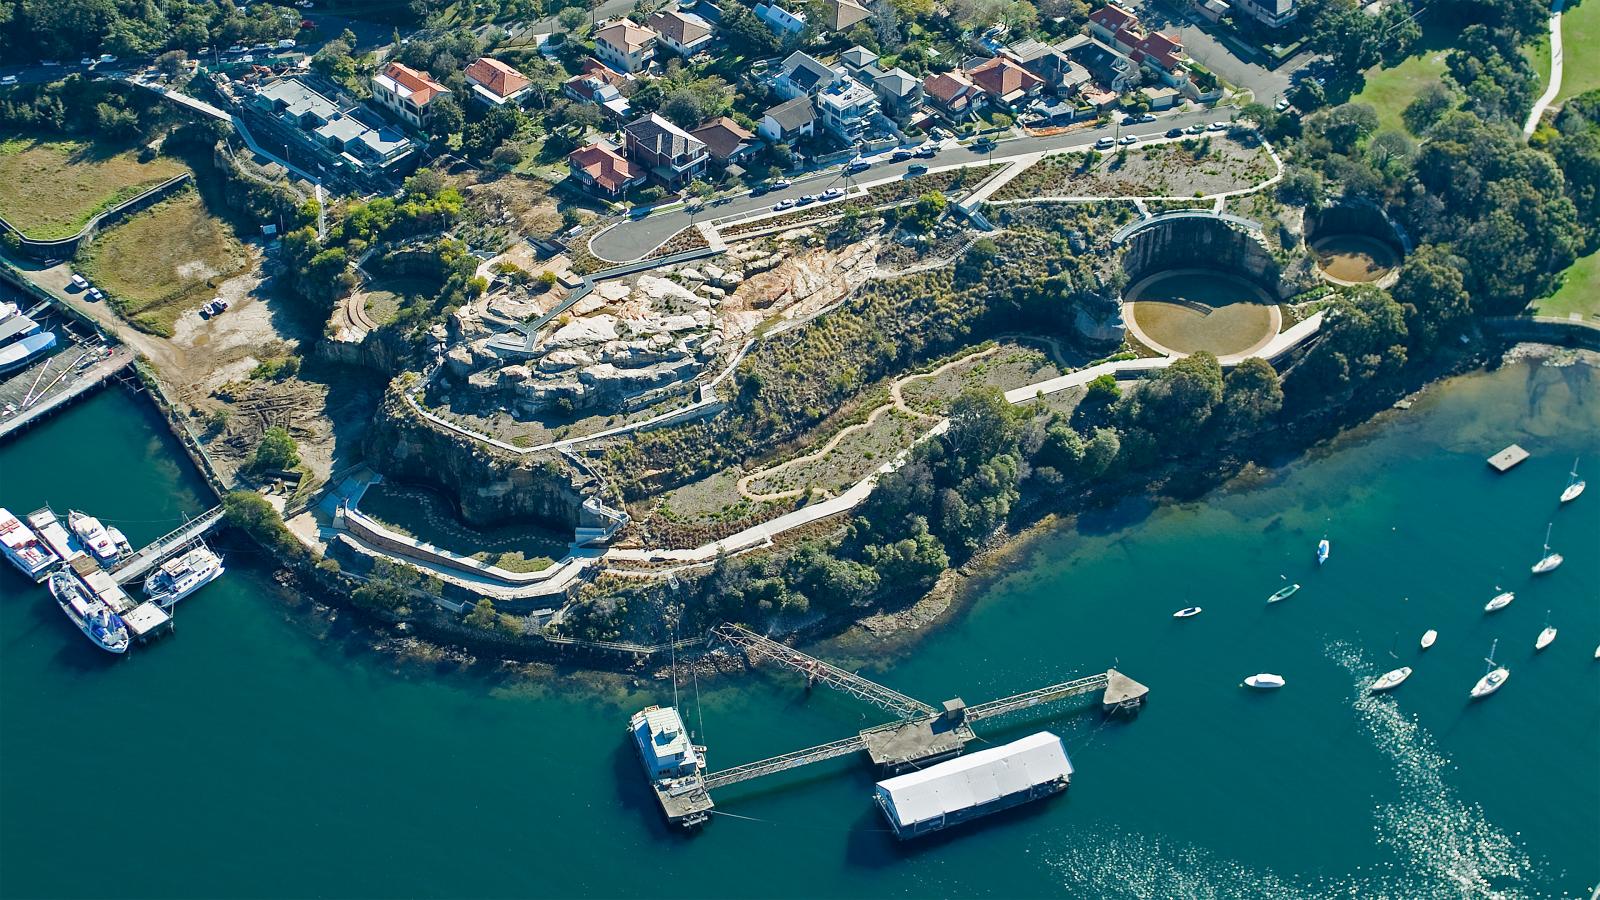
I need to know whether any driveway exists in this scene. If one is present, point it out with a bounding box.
[1133,1,1312,102]
[589,107,1225,261]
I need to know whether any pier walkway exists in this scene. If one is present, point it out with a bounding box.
[712,623,937,719]
[110,505,225,584]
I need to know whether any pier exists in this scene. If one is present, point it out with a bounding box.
[640,625,1148,825]
[109,505,225,584]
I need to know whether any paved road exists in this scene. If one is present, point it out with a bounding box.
[1132,1,1311,102]
[589,107,1226,261]
[1524,1,1565,136]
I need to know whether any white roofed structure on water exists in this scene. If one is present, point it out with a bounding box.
[873,731,1072,838]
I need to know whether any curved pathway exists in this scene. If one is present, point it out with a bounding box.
[1524,3,1565,137]
[736,347,998,501]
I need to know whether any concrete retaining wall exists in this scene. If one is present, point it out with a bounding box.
[0,173,193,261]
[1119,212,1285,298]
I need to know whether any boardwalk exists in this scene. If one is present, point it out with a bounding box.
[110,505,225,584]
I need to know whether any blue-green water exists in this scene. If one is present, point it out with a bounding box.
[1,361,1596,899]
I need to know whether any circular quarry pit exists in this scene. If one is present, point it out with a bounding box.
[1124,268,1281,358]
[1310,233,1401,284]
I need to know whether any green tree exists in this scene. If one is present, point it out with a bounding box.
[252,426,300,471]
[464,598,499,629]
[1390,244,1473,350]
[1221,357,1284,432]
[1402,83,1455,135]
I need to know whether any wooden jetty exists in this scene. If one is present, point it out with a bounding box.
[1487,444,1530,472]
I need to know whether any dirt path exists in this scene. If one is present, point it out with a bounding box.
[736,346,998,502]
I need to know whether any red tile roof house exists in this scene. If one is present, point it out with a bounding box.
[464,57,532,106]
[563,58,634,120]
[965,54,1044,109]
[370,62,450,129]
[568,141,644,197]
[923,70,986,121]
[1089,4,1192,88]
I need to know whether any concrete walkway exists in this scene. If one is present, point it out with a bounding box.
[1524,2,1566,137]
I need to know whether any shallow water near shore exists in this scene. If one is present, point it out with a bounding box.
[1,359,1596,899]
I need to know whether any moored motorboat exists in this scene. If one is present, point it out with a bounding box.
[144,545,225,608]
[1420,629,1438,650]
[48,570,129,654]
[1173,606,1202,618]
[0,506,60,582]
[1244,673,1285,689]
[1484,591,1514,613]
[1560,458,1584,503]
[1468,640,1507,699]
[1267,583,1300,604]
[1531,523,1562,574]
[67,510,119,563]
[1369,667,1412,692]
[1535,627,1557,651]
[1316,539,1330,566]
[105,526,133,556]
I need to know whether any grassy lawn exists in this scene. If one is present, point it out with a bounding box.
[1353,49,1452,136]
[79,192,248,337]
[0,137,188,240]
[1532,250,1600,320]
[1556,0,1600,102]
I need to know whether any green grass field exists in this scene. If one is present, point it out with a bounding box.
[79,192,248,337]
[0,137,188,240]
[1555,0,1600,102]
[1353,49,1452,136]
[1532,250,1600,320]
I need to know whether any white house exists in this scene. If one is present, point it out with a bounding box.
[755,2,807,35]
[594,19,658,74]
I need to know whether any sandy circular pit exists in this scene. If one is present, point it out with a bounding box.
[1124,270,1280,358]
[1311,233,1400,284]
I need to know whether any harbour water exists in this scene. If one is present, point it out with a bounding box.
[1,359,1596,898]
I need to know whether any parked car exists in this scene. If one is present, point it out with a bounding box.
[250,43,270,52]
[770,179,792,190]
[749,184,770,197]
[845,160,870,174]
[1185,123,1205,134]
[81,57,97,66]
[796,194,817,205]
[821,188,846,201]
[86,287,105,303]
[772,198,796,211]
[300,19,316,29]
[1095,136,1115,149]
[1165,127,1184,138]
[914,144,938,158]
[930,126,952,140]
[228,44,246,53]
[41,59,61,66]
[1138,113,1157,123]
[99,54,117,63]
[906,163,928,175]
[69,274,89,290]
[1121,115,1138,126]
[890,149,914,162]
[239,55,255,63]
[0,75,17,86]
[1118,135,1137,145]
[973,136,996,150]
[276,38,296,49]
[1274,98,1290,111]
[1208,121,1229,131]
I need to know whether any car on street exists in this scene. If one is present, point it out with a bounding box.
[796,194,817,205]
[845,160,870,174]
[81,58,96,66]
[1208,121,1229,131]
[1118,135,1137,145]
[276,38,297,48]
[890,149,913,161]
[1165,127,1184,138]
[973,136,996,150]
[930,127,952,140]
[228,44,246,52]
[1138,113,1157,123]
[914,144,938,158]
[773,198,796,211]
[41,59,61,66]
[0,75,17,86]
[1095,136,1115,149]
[905,163,928,175]
[771,179,792,190]
[239,55,255,63]
[99,54,117,63]
[69,274,89,290]
[821,188,846,200]
[1185,123,1205,134]
[749,184,770,197]
[1121,115,1138,126]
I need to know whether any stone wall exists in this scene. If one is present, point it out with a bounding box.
[1305,201,1410,254]
[1119,214,1287,299]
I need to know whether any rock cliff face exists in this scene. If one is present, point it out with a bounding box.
[364,384,586,530]
[1121,215,1286,297]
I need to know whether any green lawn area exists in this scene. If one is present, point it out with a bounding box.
[0,137,188,240]
[1353,49,1452,136]
[1532,250,1600,320]
[1555,0,1600,102]
[79,192,248,337]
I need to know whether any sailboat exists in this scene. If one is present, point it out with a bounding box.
[1560,457,1585,503]
[1535,611,1557,651]
[1316,538,1330,566]
[1484,590,1514,613]
[1469,639,1509,699]
[1531,523,1562,574]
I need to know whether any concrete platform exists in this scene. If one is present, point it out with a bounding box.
[860,715,976,771]
[1488,444,1529,472]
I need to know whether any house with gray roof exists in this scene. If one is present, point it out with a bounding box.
[623,113,709,186]
[772,51,841,100]
[758,96,816,142]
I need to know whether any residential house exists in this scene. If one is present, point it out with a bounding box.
[623,113,709,186]
[1088,4,1190,88]
[568,141,643,197]
[1057,34,1138,94]
[754,2,807,35]
[966,54,1044,109]
[824,0,871,30]
[814,74,879,142]
[594,19,658,74]
[838,45,879,71]
[249,77,416,174]
[772,50,839,100]
[370,61,450,129]
[1235,0,1296,28]
[563,58,633,120]
[923,70,985,121]
[689,116,757,165]
[648,9,715,56]
[838,46,924,121]
[758,96,816,142]
[464,57,531,106]
[1004,38,1090,94]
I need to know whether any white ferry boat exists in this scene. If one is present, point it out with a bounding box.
[68,511,120,563]
[0,507,59,581]
[48,570,129,654]
[144,545,225,607]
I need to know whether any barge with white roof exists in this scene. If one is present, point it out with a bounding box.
[873,732,1072,839]
[629,705,714,828]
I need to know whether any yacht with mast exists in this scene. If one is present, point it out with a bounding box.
[1560,458,1584,503]
[1530,523,1562,574]
[1535,612,1557,651]
[1484,590,1514,613]
[1469,640,1508,699]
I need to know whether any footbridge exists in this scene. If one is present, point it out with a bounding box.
[689,625,1148,798]
[110,505,225,584]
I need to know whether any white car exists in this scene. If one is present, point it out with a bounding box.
[1208,121,1229,131]
[276,38,296,49]
[81,57,97,66]
[1094,136,1115,149]
[772,198,796,211]
[86,287,105,302]
[99,54,117,63]
[69,274,89,290]
[239,55,255,63]
[821,188,846,201]
[1118,135,1137,145]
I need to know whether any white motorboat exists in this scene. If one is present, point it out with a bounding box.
[1173,606,1202,618]
[67,510,119,562]
[144,545,224,607]
[48,570,129,654]
[1484,591,1514,613]
[1243,673,1286,689]
[1316,538,1330,566]
[1420,629,1438,650]
[1535,612,1556,651]
[105,526,132,556]
[1559,458,1584,503]
[1469,640,1508,699]
[1531,523,1562,574]
[0,506,60,582]
[1369,667,1413,692]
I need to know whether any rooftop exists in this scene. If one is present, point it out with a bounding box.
[377,61,449,106]
[763,95,816,129]
[689,116,754,160]
[624,113,707,159]
[648,9,714,45]
[595,18,658,52]
[465,57,531,99]
[569,141,640,192]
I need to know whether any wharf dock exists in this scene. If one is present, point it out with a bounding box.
[109,506,225,585]
[1488,444,1530,472]
[0,334,133,442]
[634,624,1148,828]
